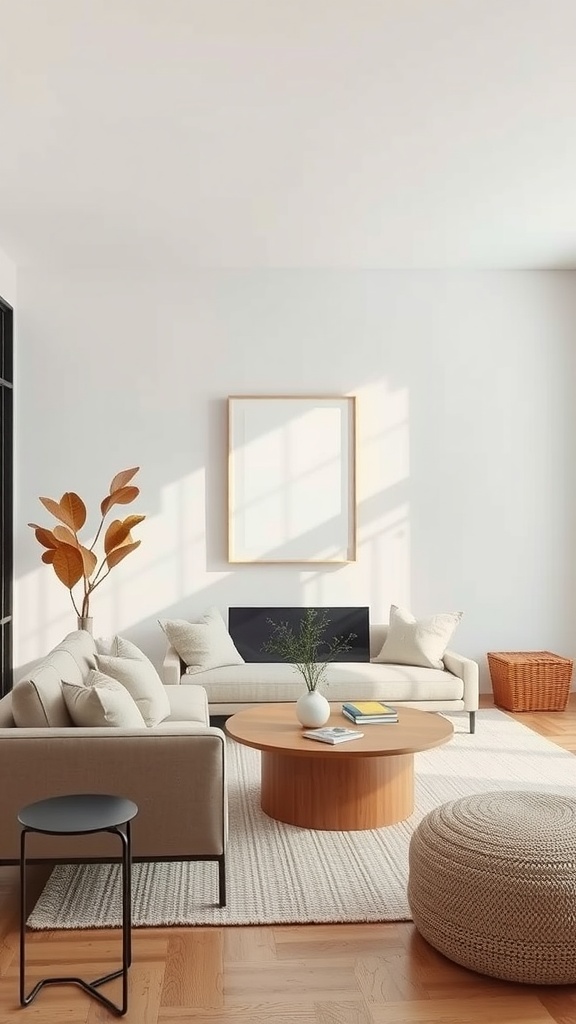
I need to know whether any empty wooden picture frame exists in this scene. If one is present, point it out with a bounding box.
[228,395,357,563]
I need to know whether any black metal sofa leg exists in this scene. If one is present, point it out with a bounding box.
[218,855,226,907]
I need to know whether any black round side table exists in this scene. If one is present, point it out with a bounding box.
[18,793,138,1017]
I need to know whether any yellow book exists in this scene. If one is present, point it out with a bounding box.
[343,701,397,716]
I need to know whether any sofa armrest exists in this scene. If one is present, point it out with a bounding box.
[0,725,227,863]
[163,643,185,686]
[443,650,479,711]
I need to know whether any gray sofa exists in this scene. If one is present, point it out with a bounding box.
[163,623,480,733]
[0,631,227,904]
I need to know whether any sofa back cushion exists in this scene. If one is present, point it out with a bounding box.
[0,693,15,727]
[12,630,97,727]
[370,624,388,660]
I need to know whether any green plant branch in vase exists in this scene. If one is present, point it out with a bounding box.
[262,608,356,692]
[28,466,145,631]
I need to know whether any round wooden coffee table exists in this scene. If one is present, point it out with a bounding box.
[226,704,453,830]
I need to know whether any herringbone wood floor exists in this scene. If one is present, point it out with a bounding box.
[1,694,575,1023]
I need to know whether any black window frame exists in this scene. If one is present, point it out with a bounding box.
[0,295,13,696]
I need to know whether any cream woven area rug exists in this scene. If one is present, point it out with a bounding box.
[28,708,576,930]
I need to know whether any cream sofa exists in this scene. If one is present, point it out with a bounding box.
[0,631,227,905]
[163,623,480,733]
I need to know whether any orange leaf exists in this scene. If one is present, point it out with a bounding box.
[122,513,146,530]
[104,515,145,555]
[41,549,55,564]
[100,486,139,518]
[53,525,79,546]
[106,528,134,556]
[39,496,75,529]
[59,492,86,531]
[28,525,58,549]
[104,519,128,554]
[106,539,141,570]
[38,493,86,531]
[78,545,98,578]
[52,544,85,588]
[109,467,139,494]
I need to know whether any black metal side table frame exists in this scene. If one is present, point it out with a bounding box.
[18,793,138,1017]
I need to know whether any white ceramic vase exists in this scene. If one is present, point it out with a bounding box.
[295,689,330,728]
[77,616,93,634]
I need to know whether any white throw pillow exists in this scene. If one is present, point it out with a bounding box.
[159,606,245,676]
[95,635,152,661]
[373,604,463,670]
[62,670,147,728]
[96,649,170,727]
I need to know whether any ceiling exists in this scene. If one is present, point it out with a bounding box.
[1,0,576,272]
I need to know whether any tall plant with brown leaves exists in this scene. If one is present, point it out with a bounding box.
[28,466,145,621]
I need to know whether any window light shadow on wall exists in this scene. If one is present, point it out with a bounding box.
[15,379,410,666]
[230,400,352,562]
[301,381,410,615]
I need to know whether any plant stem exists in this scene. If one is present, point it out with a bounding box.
[89,514,107,553]
[90,566,112,591]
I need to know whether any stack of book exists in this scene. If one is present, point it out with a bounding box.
[342,700,399,724]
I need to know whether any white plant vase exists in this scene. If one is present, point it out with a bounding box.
[295,690,330,728]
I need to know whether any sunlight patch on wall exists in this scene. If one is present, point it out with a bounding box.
[299,377,411,619]
[357,380,409,499]
[229,396,354,562]
[237,413,343,555]
[359,504,411,619]
[16,565,78,665]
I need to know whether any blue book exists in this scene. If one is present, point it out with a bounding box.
[342,708,398,725]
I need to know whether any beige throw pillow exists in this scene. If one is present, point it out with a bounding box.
[96,649,170,727]
[159,606,245,676]
[373,604,463,670]
[96,635,151,661]
[62,670,147,728]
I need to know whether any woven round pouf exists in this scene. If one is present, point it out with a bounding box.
[408,790,576,984]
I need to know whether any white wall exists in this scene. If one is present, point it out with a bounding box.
[13,269,576,690]
[0,243,16,306]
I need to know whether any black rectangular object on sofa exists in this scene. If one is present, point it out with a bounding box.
[228,607,370,664]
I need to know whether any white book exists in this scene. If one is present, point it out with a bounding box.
[303,726,364,744]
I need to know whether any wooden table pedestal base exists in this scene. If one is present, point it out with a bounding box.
[260,749,414,830]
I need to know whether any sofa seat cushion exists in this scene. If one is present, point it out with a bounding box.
[179,662,463,705]
[159,685,210,726]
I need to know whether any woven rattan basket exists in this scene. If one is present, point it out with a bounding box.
[487,651,573,712]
